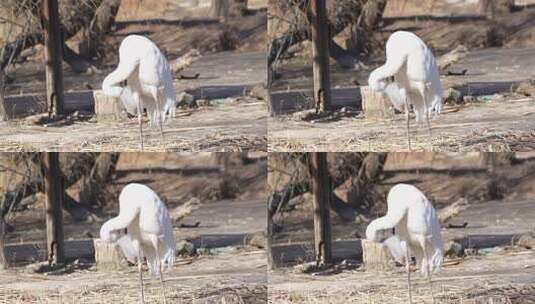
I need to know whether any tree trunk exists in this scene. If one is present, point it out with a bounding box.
[79,0,122,59]
[308,152,332,266]
[76,152,119,207]
[1,0,105,72]
[0,70,6,121]
[311,0,332,112]
[0,216,6,270]
[42,152,65,266]
[42,0,65,117]
[267,208,274,270]
[358,0,387,30]
[478,0,514,19]
[268,0,386,69]
[358,153,386,183]
[480,152,514,200]
[229,0,248,16]
[211,0,229,21]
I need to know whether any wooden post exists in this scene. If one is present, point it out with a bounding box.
[0,217,6,270]
[0,70,6,121]
[94,239,127,271]
[211,0,230,21]
[41,0,65,117]
[309,152,332,266]
[267,211,274,270]
[93,90,124,121]
[361,86,395,120]
[310,0,332,113]
[362,239,395,272]
[42,152,65,266]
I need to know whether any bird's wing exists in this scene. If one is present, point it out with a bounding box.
[119,85,140,115]
[116,234,139,263]
[384,82,407,111]
[383,235,408,264]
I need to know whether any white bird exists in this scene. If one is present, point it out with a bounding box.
[366,183,443,304]
[102,35,177,150]
[368,31,443,150]
[100,183,176,304]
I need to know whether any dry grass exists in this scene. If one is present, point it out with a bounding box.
[269,246,535,304]
[0,249,268,304]
[0,284,267,304]
[268,126,535,153]
[269,280,535,304]
[0,101,267,152]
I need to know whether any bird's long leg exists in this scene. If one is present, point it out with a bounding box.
[417,236,436,304]
[137,246,145,304]
[151,88,165,147]
[136,95,144,151]
[405,243,413,304]
[420,86,433,148]
[152,239,168,304]
[404,97,412,151]
[422,248,436,304]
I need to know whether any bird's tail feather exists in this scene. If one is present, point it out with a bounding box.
[116,234,139,264]
[384,82,406,111]
[430,247,443,273]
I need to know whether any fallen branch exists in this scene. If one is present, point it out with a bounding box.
[170,197,201,223]
[438,197,468,225]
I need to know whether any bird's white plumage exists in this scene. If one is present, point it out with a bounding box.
[366,183,443,277]
[102,35,177,126]
[100,183,176,275]
[368,31,443,122]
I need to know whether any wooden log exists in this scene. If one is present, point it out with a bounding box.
[438,197,468,225]
[93,238,127,272]
[361,86,395,120]
[362,239,395,272]
[93,90,124,121]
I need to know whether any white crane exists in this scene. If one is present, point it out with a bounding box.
[366,183,443,304]
[368,31,443,150]
[100,183,176,304]
[102,35,177,150]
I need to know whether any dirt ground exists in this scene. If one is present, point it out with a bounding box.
[268,3,535,152]
[0,249,267,304]
[0,97,266,152]
[269,96,535,152]
[269,249,535,304]
[269,153,535,303]
[2,0,267,152]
